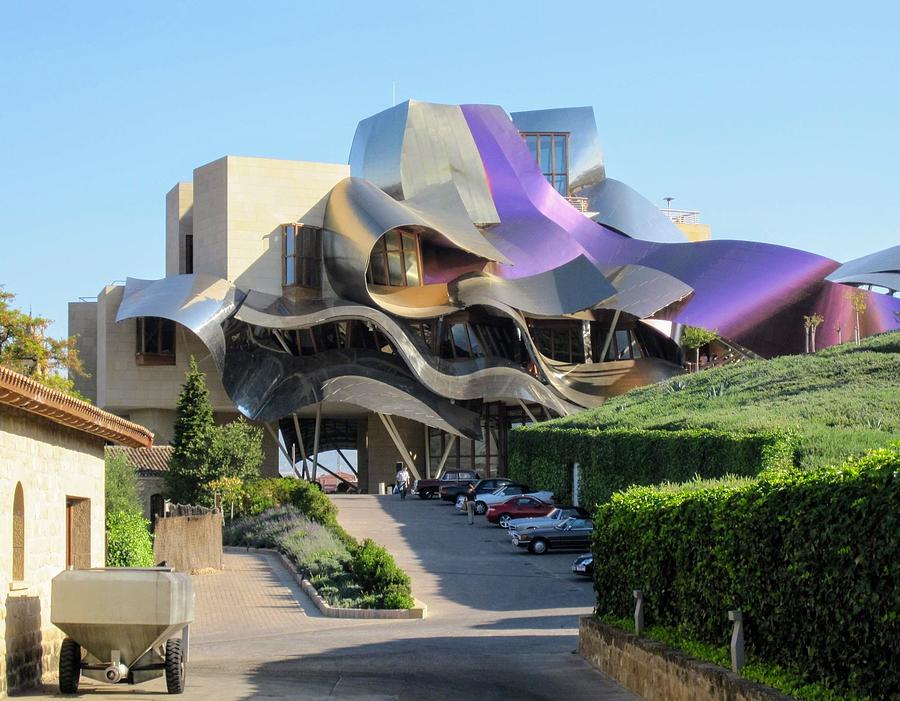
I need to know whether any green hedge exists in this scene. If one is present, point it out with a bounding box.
[592,444,900,699]
[509,426,797,508]
[106,510,154,567]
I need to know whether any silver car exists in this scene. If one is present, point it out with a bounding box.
[507,507,589,535]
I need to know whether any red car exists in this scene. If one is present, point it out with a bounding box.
[486,495,554,527]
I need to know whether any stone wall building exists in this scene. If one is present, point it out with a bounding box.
[104,446,172,522]
[0,366,152,696]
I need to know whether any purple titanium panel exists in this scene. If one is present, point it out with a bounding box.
[460,104,900,355]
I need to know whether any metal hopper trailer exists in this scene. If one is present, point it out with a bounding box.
[51,567,194,694]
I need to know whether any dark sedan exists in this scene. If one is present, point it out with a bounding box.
[571,553,593,577]
[511,518,594,555]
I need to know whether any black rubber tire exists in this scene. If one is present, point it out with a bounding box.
[498,513,512,528]
[58,637,81,694]
[418,491,428,500]
[529,538,549,555]
[165,638,185,694]
[428,489,437,499]
[475,501,487,515]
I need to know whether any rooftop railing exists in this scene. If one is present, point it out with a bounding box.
[662,208,701,225]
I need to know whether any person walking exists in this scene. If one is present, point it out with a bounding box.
[395,462,410,500]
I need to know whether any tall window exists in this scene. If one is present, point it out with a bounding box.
[283,224,322,288]
[12,482,24,581]
[136,317,176,365]
[521,132,569,195]
[366,230,421,287]
[184,234,193,274]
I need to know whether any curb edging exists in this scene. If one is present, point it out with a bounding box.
[223,546,427,619]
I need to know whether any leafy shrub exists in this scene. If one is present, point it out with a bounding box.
[592,444,900,699]
[106,510,154,567]
[509,426,796,508]
[350,539,414,609]
[105,451,143,516]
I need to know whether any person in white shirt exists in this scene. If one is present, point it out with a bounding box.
[395,462,410,499]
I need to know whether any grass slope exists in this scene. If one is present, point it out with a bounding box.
[556,332,900,470]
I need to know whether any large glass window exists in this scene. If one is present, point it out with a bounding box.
[136,317,176,365]
[283,224,322,288]
[603,328,647,361]
[530,323,585,363]
[520,132,569,195]
[367,230,421,287]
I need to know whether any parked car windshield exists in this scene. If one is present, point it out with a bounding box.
[555,517,577,530]
[568,519,592,530]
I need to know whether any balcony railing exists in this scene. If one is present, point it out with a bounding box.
[662,208,701,225]
[566,195,590,213]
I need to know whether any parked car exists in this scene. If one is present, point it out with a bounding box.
[472,484,554,514]
[511,518,594,554]
[571,553,593,577]
[441,477,510,502]
[414,470,480,500]
[507,506,590,533]
[486,495,555,527]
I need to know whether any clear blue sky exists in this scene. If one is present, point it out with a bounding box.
[2,1,898,338]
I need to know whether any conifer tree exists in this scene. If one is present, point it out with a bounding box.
[166,357,215,504]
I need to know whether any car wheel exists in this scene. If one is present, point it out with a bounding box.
[475,501,487,515]
[498,513,512,528]
[428,489,438,499]
[529,538,548,555]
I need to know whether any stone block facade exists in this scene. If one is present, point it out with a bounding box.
[0,404,106,696]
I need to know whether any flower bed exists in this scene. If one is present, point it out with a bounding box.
[224,507,414,610]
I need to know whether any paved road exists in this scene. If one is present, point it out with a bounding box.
[29,495,635,700]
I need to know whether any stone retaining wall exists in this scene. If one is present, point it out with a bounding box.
[579,616,793,701]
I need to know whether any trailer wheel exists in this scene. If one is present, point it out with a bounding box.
[165,638,185,694]
[58,637,81,694]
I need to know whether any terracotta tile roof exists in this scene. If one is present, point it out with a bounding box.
[0,366,153,448]
[106,445,173,475]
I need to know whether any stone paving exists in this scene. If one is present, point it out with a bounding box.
[26,496,636,700]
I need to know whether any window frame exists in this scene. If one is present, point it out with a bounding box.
[282,223,323,289]
[520,131,570,196]
[366,229,423,288]
[135,317,176,366]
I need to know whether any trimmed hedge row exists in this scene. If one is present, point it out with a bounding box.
[509,426,797,508]
[592,444,900,699]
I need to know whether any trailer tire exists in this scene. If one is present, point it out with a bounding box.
[58,637,81,694]
[165,638,185,694]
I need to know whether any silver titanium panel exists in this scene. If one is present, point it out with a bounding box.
[116,274,241,370]
[510,106,606,191]
[825,272,899,293]
[451,255,617,316]
[348,101,407,199]
[826,244,900,281]
[582,178,687,243]
[349,100,499,226]
[593,265,694,319]
[401,101,500,225]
